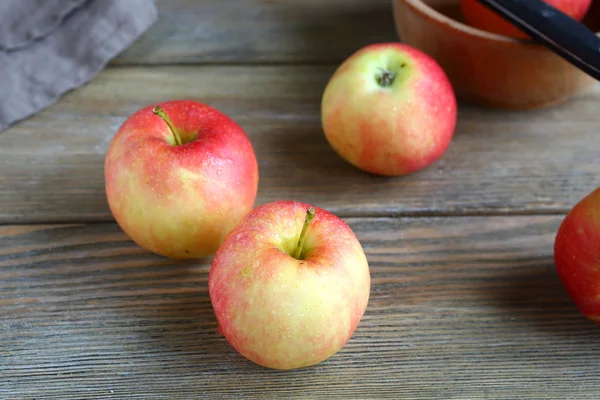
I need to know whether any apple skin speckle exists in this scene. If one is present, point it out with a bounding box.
[105,100,258,259]
[554,186,600,325]
[209,201,371,370]
[321,43,456,176]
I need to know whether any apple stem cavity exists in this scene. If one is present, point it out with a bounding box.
[376,69,396,88]
[293,207,316,260]
[153,105,183,146]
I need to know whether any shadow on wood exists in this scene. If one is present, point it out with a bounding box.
[475,256,598,336]
[266,0,398,62]
[114,0,398,65]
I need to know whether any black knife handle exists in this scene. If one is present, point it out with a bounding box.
[477,0,600,81]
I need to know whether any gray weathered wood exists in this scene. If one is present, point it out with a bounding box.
[2,217,598,399]
[4,2,599,398]
[1,66,599,223]
[114,0,397,65]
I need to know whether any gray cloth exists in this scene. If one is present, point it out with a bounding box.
[0,0,157,132]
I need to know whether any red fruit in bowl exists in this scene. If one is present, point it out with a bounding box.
[461,0,592,39]
[554,186,600,325]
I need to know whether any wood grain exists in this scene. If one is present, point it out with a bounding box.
[2,66,600,223]
[114,0,397,65]
[2,217,599,399]
[4,2,598,398]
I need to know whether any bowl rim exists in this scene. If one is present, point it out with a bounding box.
[398,0,559,45]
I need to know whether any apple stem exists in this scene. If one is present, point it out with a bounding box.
[293,207,316,260]
[153,105,183,146]
[376,69,395,87]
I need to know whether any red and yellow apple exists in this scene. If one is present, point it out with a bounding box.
[104,100,259,259]
[461,0,592,39]
[320,43,457,176]
[554,186,600,325]
[208,200,371,369]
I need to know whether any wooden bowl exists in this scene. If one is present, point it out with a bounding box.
[392,0,600,109]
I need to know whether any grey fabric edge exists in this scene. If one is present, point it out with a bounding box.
[0,0,91,51]
[0,1,158,132]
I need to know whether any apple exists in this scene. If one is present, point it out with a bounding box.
[554,186,600,326]
[461,0,592,39]
[320,43,457,176]
[104,100,259,259]
[208,200,371,369]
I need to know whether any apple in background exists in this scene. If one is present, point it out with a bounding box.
[320,43,457,176]
[461,0,592,39]
[554,186,600,326]
[208,201,370,370]
[104,100,259,259]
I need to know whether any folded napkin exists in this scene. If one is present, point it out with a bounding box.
[0,0,157,132]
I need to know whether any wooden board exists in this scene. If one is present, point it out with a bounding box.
[2,66,600,224]
[114,0,397,65]
[4,1,600,398]
[2,216,599,399]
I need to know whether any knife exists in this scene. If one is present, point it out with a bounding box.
[476,0,600,81]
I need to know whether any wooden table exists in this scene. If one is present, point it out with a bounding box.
[2,1,600,398]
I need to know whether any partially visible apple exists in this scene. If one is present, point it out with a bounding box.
[321,43,457,176]
[461,0,592,39]
[208,200,370,370]
[554,186,600,326]
[105,100,259,259]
